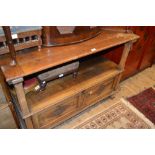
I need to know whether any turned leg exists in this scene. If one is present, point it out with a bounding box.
[12,78,33,128]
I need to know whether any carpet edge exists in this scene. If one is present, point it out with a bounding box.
[121,98,155,129]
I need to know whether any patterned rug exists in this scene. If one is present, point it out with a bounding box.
[127,87,155,124]
[75,100,155,129]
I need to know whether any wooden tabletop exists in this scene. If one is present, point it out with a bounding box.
[1,30,139,83]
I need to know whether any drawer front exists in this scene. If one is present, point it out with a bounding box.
[82,78,114,107]
[32,94,80,128]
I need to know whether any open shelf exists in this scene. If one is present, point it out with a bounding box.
[1,30,139,82]
[25,56,121,117]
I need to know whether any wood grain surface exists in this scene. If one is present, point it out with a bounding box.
[1,30,139,83]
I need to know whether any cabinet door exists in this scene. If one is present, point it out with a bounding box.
[122,27,149,78]
[138,27,155,70]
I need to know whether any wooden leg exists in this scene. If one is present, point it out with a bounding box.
[8,103,20,128]
[14,82,30,115]
[14,79,33,128]
[119,42,133,69]
[25,117,34,129]
[113,41,133,89]
[113,73,123,90]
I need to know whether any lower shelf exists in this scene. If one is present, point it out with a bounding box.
[32,77,115,128]
[16,57,121,128]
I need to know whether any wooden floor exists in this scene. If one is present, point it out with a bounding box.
[55,64,155,129]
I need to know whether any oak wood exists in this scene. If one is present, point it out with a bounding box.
[115,42,133,89]
[24,117,34,129]
[14,82,33,128]
[25,57,121,118]
[32,94,80,128]
[1,30,139,82]
[10,105,20,128]
[119,42,133,69]
[14,82,30,116]
[0,30,139,128]
[31,74,116,128]
[82,78,114,107]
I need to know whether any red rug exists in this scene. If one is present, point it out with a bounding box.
[127,88,155,124]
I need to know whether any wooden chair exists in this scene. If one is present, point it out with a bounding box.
[0,26,42,128]
[0,26,42,56]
